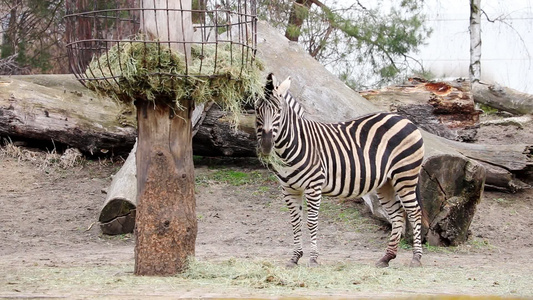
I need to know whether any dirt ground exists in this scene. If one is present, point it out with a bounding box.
[1,118,532,299]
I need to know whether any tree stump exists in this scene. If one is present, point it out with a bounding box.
[420,154,485,246]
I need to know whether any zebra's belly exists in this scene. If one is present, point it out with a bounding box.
[321,176,384,199]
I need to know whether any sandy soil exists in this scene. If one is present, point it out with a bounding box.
[0,119,532,298]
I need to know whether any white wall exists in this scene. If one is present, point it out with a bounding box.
[416,0,533,93]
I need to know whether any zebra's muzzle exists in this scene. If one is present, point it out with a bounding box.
[259,129,273,155]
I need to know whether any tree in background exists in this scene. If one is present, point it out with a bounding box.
[258,0,432,89]
[469,0,481,83]
[0,0,66,74]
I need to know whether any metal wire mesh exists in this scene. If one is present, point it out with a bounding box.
[64,0,257,94]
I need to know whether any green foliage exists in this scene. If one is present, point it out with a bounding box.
[285,24,302,41]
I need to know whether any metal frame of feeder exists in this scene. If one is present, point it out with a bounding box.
[65,0,258,92]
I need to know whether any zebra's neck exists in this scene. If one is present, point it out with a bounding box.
[273,94,315,167]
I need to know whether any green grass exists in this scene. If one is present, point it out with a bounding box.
[196,168,276,186]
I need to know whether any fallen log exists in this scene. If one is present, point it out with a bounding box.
[193,105,257,157]
[419,154,485,246]
[99,142,137,235]
[473,81,533,115]
[360,78,481,142]
[0,75,137,156]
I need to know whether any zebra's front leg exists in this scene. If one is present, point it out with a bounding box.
[283,191,304,267]
[306,188,322,267]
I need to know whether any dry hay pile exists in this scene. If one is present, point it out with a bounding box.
[85,39,264,119]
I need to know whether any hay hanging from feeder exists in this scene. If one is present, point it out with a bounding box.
[85,38,264,122]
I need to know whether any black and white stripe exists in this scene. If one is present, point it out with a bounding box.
[255,73,425,268]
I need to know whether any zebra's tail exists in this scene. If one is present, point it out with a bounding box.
[416,183,430,230]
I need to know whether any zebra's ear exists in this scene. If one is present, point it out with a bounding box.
[265,73,277,96]
[276,76,291,96]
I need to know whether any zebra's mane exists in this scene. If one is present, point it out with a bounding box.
[283,91,306,118]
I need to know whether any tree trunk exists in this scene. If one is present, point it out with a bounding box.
[133,0,196,276]
[469,0,482,82]
[285,0,313,42]
[134,99,197,276]
[419,154,485,246]
[141,0,192,61]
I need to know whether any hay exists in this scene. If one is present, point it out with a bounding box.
[85,38,264,122]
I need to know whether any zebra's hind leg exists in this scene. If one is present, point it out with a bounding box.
[375,181,405,268]
[283,190,304,267]
[396,184,423,267]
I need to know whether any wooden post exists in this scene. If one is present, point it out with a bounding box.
[135,0,196,276]
[141,0,192,61]
[134,99,197,275]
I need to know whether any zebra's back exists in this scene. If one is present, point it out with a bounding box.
[313,112,424,199]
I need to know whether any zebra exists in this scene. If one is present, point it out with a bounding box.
[255,73,425,268]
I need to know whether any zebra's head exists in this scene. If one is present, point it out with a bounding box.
[255,73,291,156]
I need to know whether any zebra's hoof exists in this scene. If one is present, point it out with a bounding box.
[375,260,389,268]
[308,258,319,267]
[376,253,395,268]
[286,260,298,268]
[409,258,422,268]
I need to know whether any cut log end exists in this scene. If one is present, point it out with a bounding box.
[99,198,136,235]
[420,154,486,246]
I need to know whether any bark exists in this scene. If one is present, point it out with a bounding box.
[472,81,533,115]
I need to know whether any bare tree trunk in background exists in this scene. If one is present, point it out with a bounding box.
[469,0,482,82]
